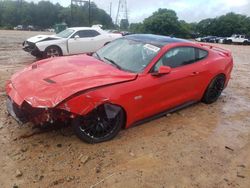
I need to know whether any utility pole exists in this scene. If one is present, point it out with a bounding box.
[71,0,73,26]
[89,0,91,26]
[115,0,129,27]
[109,2,112,17]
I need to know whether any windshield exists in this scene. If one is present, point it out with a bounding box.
[94,38,161,73]
[56,29,75,38]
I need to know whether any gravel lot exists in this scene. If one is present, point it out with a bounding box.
[0,30,249,188]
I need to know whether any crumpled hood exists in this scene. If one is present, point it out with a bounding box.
[26,34,62,43]
[7,55,137,108]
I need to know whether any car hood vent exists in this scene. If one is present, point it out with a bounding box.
[43,78,56,84]
[32,64,38,69]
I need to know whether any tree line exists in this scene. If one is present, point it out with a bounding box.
[0,1,250,38]
[130,9,250,38]
[0,0,114,29]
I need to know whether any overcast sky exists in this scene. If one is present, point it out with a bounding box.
[34,0,250,23]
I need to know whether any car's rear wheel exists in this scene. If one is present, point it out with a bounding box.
[44,46,62,58]
[243,41,249,45]
[72,104,125,143]
[202,74,226,104]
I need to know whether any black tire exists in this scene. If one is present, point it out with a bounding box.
[202,74,226,104]
[72,104,125,143]
[44,46,62,58]
[243,41,248,45]
[226,40,232,44]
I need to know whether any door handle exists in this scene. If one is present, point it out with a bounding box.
[190,71,200,76]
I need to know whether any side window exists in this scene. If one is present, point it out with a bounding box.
[73,30,100,38]
[197,49,208,60]
[153,47,208,72]
[154,47,196,71]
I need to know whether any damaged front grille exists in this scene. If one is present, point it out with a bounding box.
[6,98,72,125]
[6,98,28,124]
[23,41,36,51]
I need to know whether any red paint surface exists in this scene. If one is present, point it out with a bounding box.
[6,42,233,128]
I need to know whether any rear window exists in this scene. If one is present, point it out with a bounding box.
[73,30,100,38]
[197,49,208,60]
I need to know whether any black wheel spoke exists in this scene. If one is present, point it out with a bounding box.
[77,108,120,139]
[73,105,124,143]
[204,75,225,103]
[46,47,60,58]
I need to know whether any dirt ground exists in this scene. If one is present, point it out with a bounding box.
[0,30,249,188]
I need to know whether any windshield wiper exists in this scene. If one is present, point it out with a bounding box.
[104,57,122,70]
[94,52,102,61]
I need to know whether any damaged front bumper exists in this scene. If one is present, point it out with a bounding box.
[6,97,73,125]
[6,98,27,124]
[23,41,43,58]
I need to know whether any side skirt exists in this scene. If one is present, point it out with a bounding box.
[131,100,198,128]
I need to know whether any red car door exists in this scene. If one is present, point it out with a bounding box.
[132,46,208,122]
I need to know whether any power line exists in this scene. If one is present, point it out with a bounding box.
[115,0,128,26]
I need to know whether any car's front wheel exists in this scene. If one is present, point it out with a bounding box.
[226,40,232,44]
[202,74,226,104]
[72,104,125,143]
[44,46,62,58]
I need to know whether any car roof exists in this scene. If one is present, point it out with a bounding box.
[67,27,105,33]
[67,27,96,31]
[124,34,190,47]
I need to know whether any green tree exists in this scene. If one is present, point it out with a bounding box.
[143,9,181,36]
[196,13,250,37]
[129,23,145,33]
[0,0,114,29]
[120,19,129,30]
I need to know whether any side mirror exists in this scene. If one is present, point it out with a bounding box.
[74,35,80,40]
[152,66,171,76]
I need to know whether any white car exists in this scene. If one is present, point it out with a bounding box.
[220,34,250,45]
[23,26,122,58]
[195,37,202,42]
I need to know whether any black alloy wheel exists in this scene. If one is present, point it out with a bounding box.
[72,104,125,143]
[202,74,226,104]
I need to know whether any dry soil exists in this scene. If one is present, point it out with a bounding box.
[0,30,249,188]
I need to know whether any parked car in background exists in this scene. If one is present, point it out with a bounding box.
[14,25,24,30]
[200,36,217,43]
[27,25,35,31]
[222,34,250,45]
[6,34,233,143]
[195,37,202,42]
[23,26,122,58]
[120,31,133,36]
[45,28,55,32]
[214,37,225,43]
[196,36,227,44]
[107,30,132,36]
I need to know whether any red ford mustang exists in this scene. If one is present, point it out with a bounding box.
[6,34,233,143]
